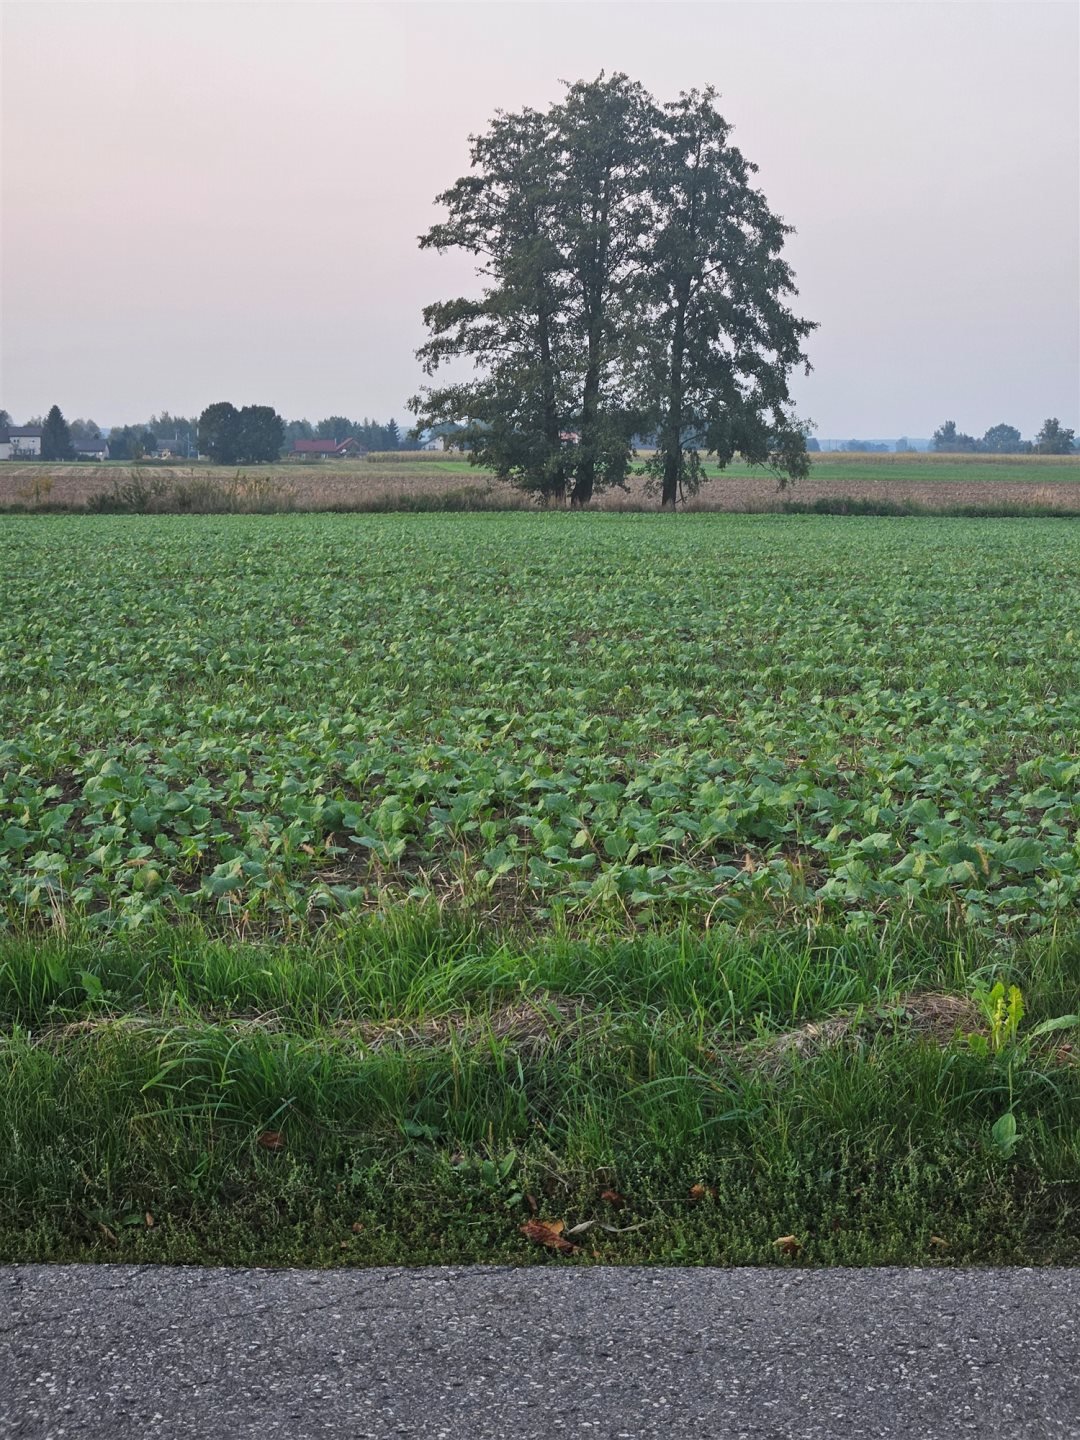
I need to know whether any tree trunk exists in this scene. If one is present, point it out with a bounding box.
[571,168,612,509]
[660,293,688,511]
[537,295,567,506]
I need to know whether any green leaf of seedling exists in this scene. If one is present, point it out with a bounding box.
[79,971,105,1003]
[990,1112,1020,1158]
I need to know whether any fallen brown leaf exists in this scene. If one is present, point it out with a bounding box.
[257,1130,285,1151]
[929,1234,949,1249]
[525,1193,539,1215]
[144,1212,155,1229]
[520,1219,578,1254]
[773,1234,801,1258]
[351,1221,365,1234]
[688,1183,716,1202]
[600,1189,626,1209]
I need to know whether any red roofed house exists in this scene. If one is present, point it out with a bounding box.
[290,437,365,459]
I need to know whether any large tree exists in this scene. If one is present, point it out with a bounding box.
[553,74,658,504]
[981,423,1024,454]
[1035,417,1076,455]
[411,76,814,508]
[41,405,74,461]
[239,405,285,461]
[412,103,579,502]
[198,402,242,464]
[316,416,354,442]
[642,88,815,508]
[932,420,978,453]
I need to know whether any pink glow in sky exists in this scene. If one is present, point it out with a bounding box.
[2,0,1077,436]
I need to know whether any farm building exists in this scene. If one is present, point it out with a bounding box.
[290,437,366,459]
[1,425,43,459]
[73,438,110,460]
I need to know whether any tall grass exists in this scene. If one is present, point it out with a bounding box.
[2,913,1078,1265]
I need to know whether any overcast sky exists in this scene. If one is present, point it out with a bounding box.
[2,0,1077,437]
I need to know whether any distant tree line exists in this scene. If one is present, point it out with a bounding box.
[284,417,416,450]
[933,418,1077,455]
[1,405,420,463]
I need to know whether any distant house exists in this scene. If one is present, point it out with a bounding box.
[73,438,110,460]
[4,425,43,458]
[290,437,365,459]
[425,422,469,452]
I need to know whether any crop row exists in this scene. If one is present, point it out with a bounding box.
[1,514,1078,931]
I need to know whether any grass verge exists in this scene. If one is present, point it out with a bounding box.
[2,911,1078,1266]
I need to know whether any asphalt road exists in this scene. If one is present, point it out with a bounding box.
[2,1264,1078,1438]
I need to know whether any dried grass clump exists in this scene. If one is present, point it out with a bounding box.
[744,991,984,1071]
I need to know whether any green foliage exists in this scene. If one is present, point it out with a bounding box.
[287,417,411,452]
[412,75,813,508]
[40,405,74,461]
[238,405,285,462]
[982,423,1026,454]
[1035,418,1077,455]
[933,420,979,453]
[1,913,1079,1265]
[106,425,157,461]
[198,402,242,464]
[198,402,285,463]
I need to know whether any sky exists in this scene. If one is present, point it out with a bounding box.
[1,0,1077,438]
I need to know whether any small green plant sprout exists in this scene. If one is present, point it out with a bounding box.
[987,981,1024,1053]
[990,1111,1021,1159]
[969,981,1078,1058]
[968,982,1079,1160]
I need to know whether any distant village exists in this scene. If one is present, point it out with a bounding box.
[0,413,445,462]
[0,418,938,461]
[2,406,1075,460]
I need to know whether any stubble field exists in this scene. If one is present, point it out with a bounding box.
[1,511,1078,1267]
[3,449,1080,514]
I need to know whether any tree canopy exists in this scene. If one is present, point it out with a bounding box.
[41,405,74,461]
[1035,417,1076,455]
[981,423,1024,454]
[411,74,815,508]
[933,418,1077,455]
[197,402,285,463]
[106,426,157,461]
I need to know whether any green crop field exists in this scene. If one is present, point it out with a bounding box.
[2,512,1079,1267]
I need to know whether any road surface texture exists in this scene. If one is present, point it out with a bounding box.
[2,1265,1078,1438]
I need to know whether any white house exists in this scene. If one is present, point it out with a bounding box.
[4,425,43,458]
